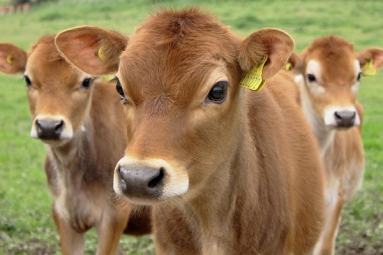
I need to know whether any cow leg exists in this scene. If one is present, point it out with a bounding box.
[52,206,85,255]
[95,207,130,255]
[313,188,344,255]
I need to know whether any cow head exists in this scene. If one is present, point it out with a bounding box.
[288,36,383,129]
[55,8,294,205]
[0,36,98,146]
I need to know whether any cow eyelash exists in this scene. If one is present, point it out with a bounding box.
[23,75,32,87]
[356,72,362,82]
[113,77,129,104]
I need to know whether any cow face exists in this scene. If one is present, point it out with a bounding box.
[288,36,383,129]
[0,37,94,146]
[113,51,242,204]
[55,9,294,205]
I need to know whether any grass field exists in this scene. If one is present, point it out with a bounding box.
[0,0,382,254]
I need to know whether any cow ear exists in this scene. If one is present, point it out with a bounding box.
[286,51,305,74]
[55,26,128,76]
[0,43,27,74]
[238,28,294,80]
[357,48,383,76]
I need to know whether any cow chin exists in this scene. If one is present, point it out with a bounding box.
[113,156,189,205]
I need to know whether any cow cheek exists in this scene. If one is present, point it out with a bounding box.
[69,90,92,134]
[27,89,39,120]
[184,105,239,190]
[123,106,135,141]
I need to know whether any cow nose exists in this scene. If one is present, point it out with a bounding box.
[118,165,165,199]
[35,119,64,140]
[334,111,356,128]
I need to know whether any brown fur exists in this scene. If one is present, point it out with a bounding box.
[0,36,151,255]
[0,4,14,15]
[16,1,30,13]
[55,7,325,255]
[286,35,383,255]
[0,42,27,74]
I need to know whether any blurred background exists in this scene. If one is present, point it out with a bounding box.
[0,0,382,254]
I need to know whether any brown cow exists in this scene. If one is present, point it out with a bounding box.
[287,36,383,255]
[0,4,14,15]
[55,8,325,254]
[0,36,151,255]
[16,0,30,13]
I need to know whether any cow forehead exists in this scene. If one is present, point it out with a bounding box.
[309,46,355,65]
[304,36,359,80]
[306,48,358,82]
[125,8,237,61]
[306,60,321,76]
[118,8,238,103]
[119,53,231,102]
[26,42,81,88]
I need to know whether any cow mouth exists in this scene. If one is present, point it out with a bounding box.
[117,194,166,206]
[36,136,72,148]
[324,121,357,130]
[333,125,355,130]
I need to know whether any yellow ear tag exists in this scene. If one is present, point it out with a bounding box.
[286,62,292,71]
[239,55,268,92]
[6,55,13,65]
[361,59,376,76]
[100,74,115,82]
[98,46,107,62]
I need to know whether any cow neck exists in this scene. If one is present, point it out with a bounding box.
[45,116,102,231]
[46,116,96,174]
[182,114,259,248]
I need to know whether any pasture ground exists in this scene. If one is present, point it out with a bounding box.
[0,0,382,254]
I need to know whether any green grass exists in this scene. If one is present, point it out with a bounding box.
[0,0,383,254]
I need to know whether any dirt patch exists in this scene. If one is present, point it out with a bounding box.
[5,238,56,255]
[337,238,383,255]
[336,212,383,255]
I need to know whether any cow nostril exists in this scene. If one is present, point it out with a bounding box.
[36,120,42,129]
[118,166,127,191]
[35,119,65,140]
[335,111,356,120]
[335,111,342,120]
[148,168,165,189]
[55,120,64,132]
[334,111,356,127]
[36,120,44,135]
[118,165,165,198]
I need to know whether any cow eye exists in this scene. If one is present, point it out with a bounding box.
[207,81,228,103]
[307,74,316,83]
[24,75,32,87]
[357,72,362,82]
[115,78,128,104]
[82,77,92,89]
[115,79,124,97]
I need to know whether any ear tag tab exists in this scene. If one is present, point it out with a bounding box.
[239,55,268,92]
[286,62,292,71]
[98,46,106,62]
[362,59,376,76]
[100,74,115,82]
[6,55,13,65]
